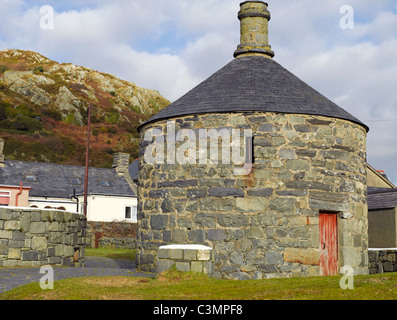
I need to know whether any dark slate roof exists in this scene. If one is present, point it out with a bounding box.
[140,56,368,132]
[368,187,396,194]
[368,188,397,210]
[0,160,136,198]
[129,160,138,181]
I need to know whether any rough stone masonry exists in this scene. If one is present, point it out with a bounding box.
[0,207,86,267]
[135,1,369,279]
[136,112,368,279]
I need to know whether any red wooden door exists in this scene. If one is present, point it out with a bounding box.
[319,213,338,276]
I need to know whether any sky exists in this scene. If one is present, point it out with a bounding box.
[0,0,397,185]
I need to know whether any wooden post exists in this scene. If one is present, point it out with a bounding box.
[83,105,92,217]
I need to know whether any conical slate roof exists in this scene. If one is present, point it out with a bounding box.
[140,55,368,132]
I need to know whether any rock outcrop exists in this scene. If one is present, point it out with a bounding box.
[0,49,170,167]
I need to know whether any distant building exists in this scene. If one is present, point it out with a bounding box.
[367,163,396,189]
[0,138,137,223]
[0,183,31,207]
[367,165,397,248]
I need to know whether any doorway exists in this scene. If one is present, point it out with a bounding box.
[319,212,338,276]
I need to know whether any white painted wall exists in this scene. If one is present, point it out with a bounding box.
[79,195,137,223]
[29,195,137,223]
[29,197,79,213]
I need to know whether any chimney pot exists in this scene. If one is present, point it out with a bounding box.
[234,1,275,59]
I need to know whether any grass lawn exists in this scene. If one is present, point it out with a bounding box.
[1,269,397,300]
[85,247,135,261]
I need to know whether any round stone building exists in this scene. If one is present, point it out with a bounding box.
[136,1,369,279]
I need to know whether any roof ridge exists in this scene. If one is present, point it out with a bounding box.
[5,159,114,171]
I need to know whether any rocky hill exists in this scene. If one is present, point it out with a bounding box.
[0,49,170,167]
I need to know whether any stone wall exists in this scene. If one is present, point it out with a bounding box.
[137,112,368,279]
[0,207,86,267]
[157,244,214,275]
[86,221,137,249]
[368,249,397,274]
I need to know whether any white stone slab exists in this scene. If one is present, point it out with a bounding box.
[159,244,212,251]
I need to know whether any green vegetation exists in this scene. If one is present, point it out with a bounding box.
[0,101,42,133]
[42,107,62,121]
[0,65,9,73]
[64,112,77,125]
[85,247,135,262]
[1,270,397,300]
[105,111,120,124]
[12,115,42,132]
[33,65,44,73]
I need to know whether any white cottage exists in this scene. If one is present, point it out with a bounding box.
[0,140,137,223]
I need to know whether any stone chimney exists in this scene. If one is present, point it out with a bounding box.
[112,152,130,174]
[0,138,4,167]
[112,152,137,195]
[234,1,275,59]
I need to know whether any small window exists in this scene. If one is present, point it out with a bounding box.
[71,178,81,185]
[125,206,131,219]
[99,180,110,187]
[25,175,37,182]
[125,206,137,220]
[132,206,137,220]
[247,136,254,165]
[0,191,10,206]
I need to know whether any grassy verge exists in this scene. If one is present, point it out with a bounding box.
[1,270,397,300]
[85,247,135,261]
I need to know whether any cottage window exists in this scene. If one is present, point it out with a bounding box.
[125,206,137,220]
[125,206,131,219]
[247,136,254,164]
[0,191,10,206]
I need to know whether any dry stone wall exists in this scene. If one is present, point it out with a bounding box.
[368,249,397,274]
[137,112,368,279]
[0,207,86,267]
[86,221,137,249]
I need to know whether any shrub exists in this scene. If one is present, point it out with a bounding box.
[0,119,12,129]
[0,104,7,121]
[42,108,62,121]
[14,104,37,117]
[105,111,120,124]
[0,65,9,74]
[33,66,44,73]
[64,113,76,125]
[126,126,139,138]
[12,115,42,132]
[0,101,13,116]
[106,149,115,155]
[108,126,117,134]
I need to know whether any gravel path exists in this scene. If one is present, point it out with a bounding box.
[0,256,155,293]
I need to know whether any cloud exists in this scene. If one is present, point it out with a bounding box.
[258,1,397,184]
